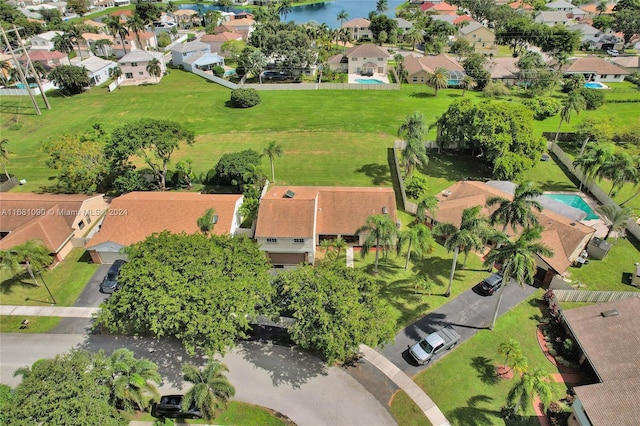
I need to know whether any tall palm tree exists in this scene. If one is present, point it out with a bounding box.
[398,111,427,143]
[596,0,608,15]
[0,138,11,180]
[507,367,552,414]
[433,206,488,297]
[398,112,428,176]
[416,195,438,224]
[498,338,527,374]
[127,15,146,51]
[104,15,130,54]
[0,240,52,286]
[554,91,585,143]
[262,141,283,184]
[52,32,74,56]
[197,208,217,236]
[599,152,638,196]
[596,204,634,241]
[376,0,389,15]
[404,26,424,51]
[109,348,161,412]
[356,214,398,273]
[426,67,450,96]
[573,143,615,191]
[331,237,347,260]
[320,238,334,259]
[459,75,477,97]
[484,227,553,330]
[277,0,292,21]
[397,223,435,270]
[109,65,123,81]
[146,58,162,82]
[486,181,543,235]
[337,9,349,26]
[182,361,236,421]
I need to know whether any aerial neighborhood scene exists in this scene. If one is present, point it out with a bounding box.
[1,0,640,424]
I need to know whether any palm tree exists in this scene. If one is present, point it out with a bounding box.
[127,15,146,51]
[104,15,130,54]
[182,361,236,421]
[404,26,424,51]
[498,338,527,375]
[320,238,334,259]
[397,223,435,270]
[484,227,553,330]
[402,139,429,177]
[397,112,429,176]
[277,0,292,21]
[197,208,217,236]
[376,0,389,15]
[573,143,615,191]
[109,348,161,412]
[356,214,398,273]
[596,0,608,15]
[426,67,450,96]
[262,141,283,184]
[146,58,162,83]
[596,204,634,241]
[331,237,347,260]
[0,138,11,180]
[337,9,349,26]
[434,206,489,297]
[507,367,552,414]
[394,53,405,83]
[554,91,586,143]
[416,195,438,224]
[398,111,427,143]
[486,181,543,235]
[0,240,52,286]
[599,152,638,196]
[109,66,123,81]
[459,75,477,97]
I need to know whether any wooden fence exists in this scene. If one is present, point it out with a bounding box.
[554,289,640,303]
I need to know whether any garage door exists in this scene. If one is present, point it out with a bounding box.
[267,252,306,265]
[96,251,128,265]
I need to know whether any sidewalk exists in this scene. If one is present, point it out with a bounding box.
[0,305,99,318]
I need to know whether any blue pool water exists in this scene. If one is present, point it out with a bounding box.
[224,69,236,77]
[355,78,384,84]
[545,194,599,220]
[15,83,38,89]
[584,82,608,89]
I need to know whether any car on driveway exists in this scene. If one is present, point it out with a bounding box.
[262,71,289,81]
[478,272,503,296]
[99,259,126,294]
[408,326,460,365]
[152,395,202,419]
[607,49,619,56]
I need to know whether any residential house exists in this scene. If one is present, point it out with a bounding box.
[77,56,118,86]
[567,23,602,46]
[112,32,157,58]
[562,298,640,426]
[534,11,573,26]
[255,186,397,267]
[342,18,372,42]
[483,56,520,85]
[580,3,615,16]
[0,193,108,263]
[611,55,640,72]
[326,53,348,72]
[171,41,210,70]
[118,50,166,83]
[419,2,458,14]
[546,0,586,19]
[342,44,391,75]
[18,50,70,71]
[457,21,496,52]
[84,19,108,34]
[86,192,244,264]
[80,33,114,58]
[29,30,62,50]
[431,14,473,25]
[508,1,533,13]
[394,18,413,33]
[403,53,465,85]
[584,33,624,52]
[201,32,243,57]
[171,9,200,29]
[424,181,595,285]
[562,57,629,82]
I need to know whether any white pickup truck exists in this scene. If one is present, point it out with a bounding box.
[409,326,460,365]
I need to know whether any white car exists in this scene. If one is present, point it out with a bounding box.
[607,49,619,56]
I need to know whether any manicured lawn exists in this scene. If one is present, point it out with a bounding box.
[390,390,433,426]
[391,294,569,425]
[0,249,98,306]
[0,316,61,333]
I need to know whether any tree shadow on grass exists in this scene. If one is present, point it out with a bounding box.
[376,276,433,326]
[0,271,39,295]
[447,394,502,425]
[355,163,391,186]
[471,356,501,385]
[411,256,454,291]
[409,91,432,98]
[426,153,492,185]
[537,180,578,192]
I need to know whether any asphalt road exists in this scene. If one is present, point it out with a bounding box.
[0,333,396,426]
[381,281,539,375]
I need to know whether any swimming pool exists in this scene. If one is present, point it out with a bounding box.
[584,82,609,89]
[15,83,38,89]
[355,78,384,84]
[544,194,599,220]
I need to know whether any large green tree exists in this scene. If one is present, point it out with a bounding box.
[612,0,640,45]
[425,67,450,97]
[272,263,395,364]
[182,361,235,421]
[94,232,273,356]
[48,65,90,95]
[507,367,552,414]
[356,214,398,273]
[0,138,11,180]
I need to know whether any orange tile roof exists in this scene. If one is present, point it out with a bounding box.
[224,18,255,27]
[87,192,242,248]
[342,18,371,28]
[563,57,630,75]
[509,1,533,10]
[201,32,243,42]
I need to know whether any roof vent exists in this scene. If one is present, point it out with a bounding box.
[382,206,388,214]
[601,309,619,318]
[284,190,296,199]
[442,190,452,197]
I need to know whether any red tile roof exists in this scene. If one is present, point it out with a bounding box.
[420,2,458,12]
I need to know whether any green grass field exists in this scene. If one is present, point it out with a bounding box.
[0,316,61,333]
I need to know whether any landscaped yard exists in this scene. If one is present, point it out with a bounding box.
[391,293,569,426]
[0,316,61,333]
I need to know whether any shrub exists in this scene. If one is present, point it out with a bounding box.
[212,65,225,78]
[482,81,511,98]
[578,88,605,110]
[404,174,428,198]
[547,401,564,414]
[230,88,261,108]
[157,32,171,48]
[522,97,561,120]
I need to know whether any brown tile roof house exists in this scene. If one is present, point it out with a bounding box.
[428,181,595,283]
[255,186,396,266]
[483,57,520,82]
[563,298,640,426]
[403,53,465,84]
[0,193,108,262]
[86,192,243,264]
[562,57,629,82]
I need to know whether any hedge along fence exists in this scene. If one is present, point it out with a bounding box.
[554,289,640,303]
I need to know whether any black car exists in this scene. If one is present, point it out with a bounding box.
[152,395,202,419]
[478,273,503,296]
[99,259,126,294]
[262,71,288,81]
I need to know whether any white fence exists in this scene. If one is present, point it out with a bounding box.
[0,81,56,96]
[554,289,640,303]
[242,82,400,91]
[191,68,238,89]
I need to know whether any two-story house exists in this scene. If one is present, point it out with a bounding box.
[29,31,62,50]
[342,18,372,42]
[118,50,166,83]
[457,21,496,52]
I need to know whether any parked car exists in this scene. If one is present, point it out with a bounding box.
[607,49,619,56]
[408,326,460,365]
[152,395,202,419]
[262,71,288,81]
[478,272,503,296]
[99,259,126,294]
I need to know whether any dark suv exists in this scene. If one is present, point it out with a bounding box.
[152,395,202,419]
[99,259,126,294]
[262,71,288,81]
[478,273,503,296]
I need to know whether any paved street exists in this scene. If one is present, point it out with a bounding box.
[0,333,396,426]
[381,281,539,374]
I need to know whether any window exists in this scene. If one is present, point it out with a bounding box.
[614,75,620,78]
[266,238,277,244]
[601,75,607,78]
[352,57,357,61]
[378,57,383,61]
[131,62,138,67]
[85,214,91,225]
[412,77,418,82]
[125,73,133,79]
[78,220,85,230]
[139,71,144,75]
[293,238,304,244]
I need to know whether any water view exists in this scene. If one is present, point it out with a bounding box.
[179,0,406,28]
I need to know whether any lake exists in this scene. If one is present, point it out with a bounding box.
[178,0,406,28]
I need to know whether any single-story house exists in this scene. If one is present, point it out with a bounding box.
[77,56,118,86]
[580,3,615,16]
[423,181,595,285]
[419,2,458,14]
[118,50,166,83]
[255,186,397,267]
[546,0,586,19]
[563,298,640,426]
[534,11,573,26]
[332,44,391,75]
[0,193,108,263]
[342,18,372,41]
[201,32,243,57]
[19,49,70,71]
[611,55,640,71]
[28,30,62,50]
[457,21,496,52]
[508,1,533,12]
[567,24,601,44]
[83,19,108,34]
[562,57,630,82]
[171,41,210,70]
[403,53,466,85]
[483,57,520,85]
[86,192,244,264]
[394,18,413,32]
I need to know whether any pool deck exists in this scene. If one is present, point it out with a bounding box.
[543,191,609,239]
[348,73,390,84]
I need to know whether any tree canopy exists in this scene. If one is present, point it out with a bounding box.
[94,232,273,356]
[207,149,262,190]
[48,65,90,95]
